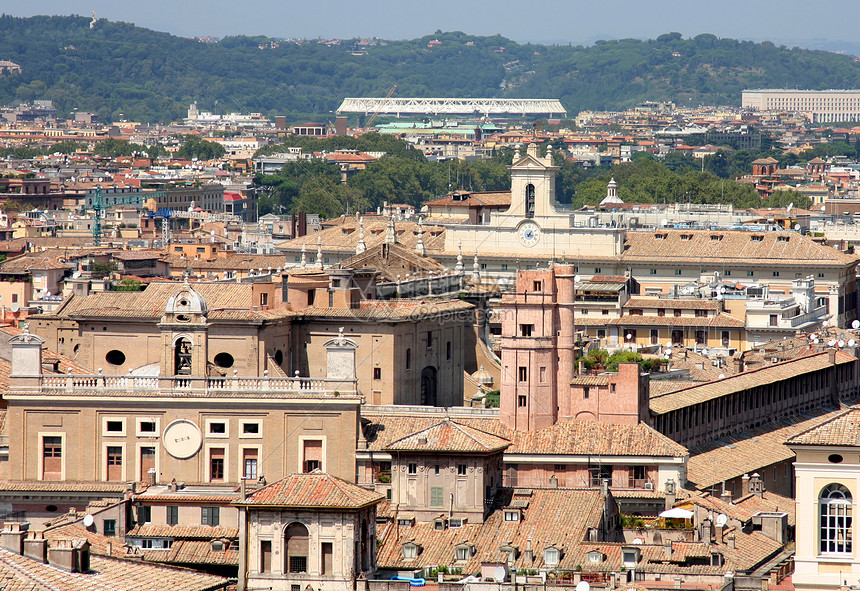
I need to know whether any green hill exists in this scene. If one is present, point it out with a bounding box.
[1,15,859,123]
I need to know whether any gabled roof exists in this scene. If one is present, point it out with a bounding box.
[384,418,511,453]
[236,472,384,509]
[786,406,860,447]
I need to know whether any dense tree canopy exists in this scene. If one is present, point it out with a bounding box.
[1,15,859,122]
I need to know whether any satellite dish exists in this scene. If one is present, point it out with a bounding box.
[794,224,801,231]
[852,320,859,330]
[10,304,18,313]
[849,339,856,347]
[576,582,591,591]
[839,341,845,348]
[829,340,837,347]
[493,566,506,583]
[45,291,51,297]
[813,337,820,344]
[666,342,672,348]
[821,206,826,211]
[633,538,643,544]
[664,348,672,356]
[701,348,708,356]
[626,333,633,340]
[718,373,726,379]
[82,514,95,527]
[660,219,668,227]
[715,513,728,528]
[574,274,582,283]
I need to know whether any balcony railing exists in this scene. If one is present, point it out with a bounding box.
[503,474,655,490]
[37,374,360,397]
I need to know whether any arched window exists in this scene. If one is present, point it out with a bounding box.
[525,184,535,218]
[820,483,853,554]
[405,348,412,370]
[174,337,192,375]
[285,522,309,573]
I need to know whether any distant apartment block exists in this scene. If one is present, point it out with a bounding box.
[742,89,860,123]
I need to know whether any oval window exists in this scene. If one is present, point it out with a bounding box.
[176,314,191,322]
[829,454,844,464]
[213,352,234,368]
[105,350,126,366]
[274,350,284,365]
[45,505,58,512]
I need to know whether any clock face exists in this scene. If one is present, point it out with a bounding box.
[518,222,541,247]
[162,419,203,459]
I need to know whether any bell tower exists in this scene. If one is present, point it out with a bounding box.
[505,143,560,220]
[158,281,210,377]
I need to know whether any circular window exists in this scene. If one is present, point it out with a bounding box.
[45,505,58,512]
[73,344,80,354]
[213,352,234,368]
[829,454,844,464]
[105,350,126,366]
[179,299,188,307]
[274,350,284,365]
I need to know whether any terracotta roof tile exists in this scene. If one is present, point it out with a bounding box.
[787,406,860,446]
[0,545,229,591]
[237,472,384,509]
[384,419,511,453]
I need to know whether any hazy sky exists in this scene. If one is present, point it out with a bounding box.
[7,0,860,47]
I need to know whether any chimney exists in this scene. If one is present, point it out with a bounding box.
[549,476,559,488]
[600,478,610,498]
[664,478,677,510]
[147,468,156,486]
[48,538,90,572]
[715,524,724,545]
[664,541,673,557]
[830,348,837,365]
[701,518,713,545]
[23,531,47,563]
[240,478,248,499]
[1,521,29,554]
[732,357,743,373]
[523,538,533,563]
[749,472,764,497]
[726,534,736,549]
[721,489,733,504]
[741,474,750,499]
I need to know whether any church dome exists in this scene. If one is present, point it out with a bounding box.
[165,282,208,316]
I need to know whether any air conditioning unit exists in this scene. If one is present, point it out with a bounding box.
[643,482,654,490]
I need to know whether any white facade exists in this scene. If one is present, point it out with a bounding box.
[742,89,860,123]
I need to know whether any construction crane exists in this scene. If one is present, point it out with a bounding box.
[81,188,162,246]
[366,84,398,128]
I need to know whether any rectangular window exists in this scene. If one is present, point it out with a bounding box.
[140,446,156,481]
[106,420,124,434]
[430,487,444,506]
[243,449,259,480]
[201,507,220,526]
[139,420,156,434]
[458,464,467,476]
[408,463,417,475]
[518,366,528,382]
[518,395,527,407]
[208,422,226,436]
[43,436,62,480]
[446,341,451,361]
[321,542,333,575]
[303,439,323,473]
[583,387,589,399]
[539,366,546,383]
[649,269,657,275]
[695,309,708,318]
[520,324,534,337]
[138,505,151,525]
[242,422,260,436]
[594,268,601,274]
[426,331,433,348]
[773,271,780,277]
[260,540,272,573]
[769,314,779,327]
[674,309,682,317]
[209,448,225,481]
[533,281,542,292]
[373,367,382,380]
[675,269,682,276]
[103,519,116,536]
[657,308,665,317]
[106,446,123,482]
[166,506,179,526]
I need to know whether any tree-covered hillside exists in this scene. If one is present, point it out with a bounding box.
[0,16,859,123]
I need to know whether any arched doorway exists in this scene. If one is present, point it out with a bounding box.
[421,366,437,406]
[285,522,309,573]
[174,337,192,375]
